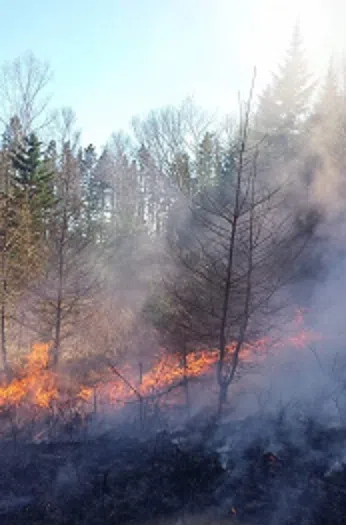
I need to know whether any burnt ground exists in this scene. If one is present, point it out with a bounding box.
[1,413,346,524]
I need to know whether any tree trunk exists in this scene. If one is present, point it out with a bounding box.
[0,242,8,380]
[52,298,62,368]
[0,301,7,379]
[217,76,255,418]
[217,381,228,419]
[52,200,67,369]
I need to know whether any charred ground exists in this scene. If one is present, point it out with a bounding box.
[2,412,346,525]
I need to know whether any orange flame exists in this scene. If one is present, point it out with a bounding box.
[0,311,321,417]
[0,343,58,409]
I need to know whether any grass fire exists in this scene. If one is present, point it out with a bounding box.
[1,8,346,523]
[0,310,320,444]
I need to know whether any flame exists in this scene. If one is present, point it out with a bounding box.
[78,386,94,402]
[0,343,58,409]
[0,310,321,421]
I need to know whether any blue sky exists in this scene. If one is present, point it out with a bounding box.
[0,0,343,148]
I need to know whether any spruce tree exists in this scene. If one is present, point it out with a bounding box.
[256,23,314,154]
[11,132,55,237]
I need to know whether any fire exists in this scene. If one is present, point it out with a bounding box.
[0,343,58,409]
[0,309,321,424]
[78,386,94,402]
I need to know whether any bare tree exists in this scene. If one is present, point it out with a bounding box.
[0,52,53,135]
[132,97,213,183]
[131,99,215,236]
[50,107,81,154]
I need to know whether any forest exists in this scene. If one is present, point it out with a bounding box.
[0,24,343,419]
[2,21,346,525]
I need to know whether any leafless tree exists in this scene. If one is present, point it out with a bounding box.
[132,97,213,180]
[50,107,81,154]
[0,52,53,135]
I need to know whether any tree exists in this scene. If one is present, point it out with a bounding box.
[132,98,212,193]
[79,144,103,241]
[0,170,10,377]
[0,52,52,135]
[159,77,308,418]
[11,133,55,235]
[195,132,218,191]
[256,23,314,158]
[18,114,98,369]
[315,59,340,118]
[45,141,87,367]
[170,151,192,197]
[0,120,22,377]
[99,134,150,246]
[137,143,169,235]
[3,116,24,150]
[0,126,55,377]
[305,59,345,210]
[4,133,55,302]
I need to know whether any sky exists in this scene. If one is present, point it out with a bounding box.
[0,0,344,148]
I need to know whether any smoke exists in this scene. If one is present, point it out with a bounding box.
[220,254,346,428]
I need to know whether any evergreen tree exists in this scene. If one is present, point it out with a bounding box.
[196,132,216,190]
[11,132,55,237]
[256,23,314,155]
[0,128,55,375]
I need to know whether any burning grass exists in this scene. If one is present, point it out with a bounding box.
[0,309,321,440]
[0,312,337,525]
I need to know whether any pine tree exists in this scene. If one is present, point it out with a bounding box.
[256,23,314,154]
[11,132,55,237]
